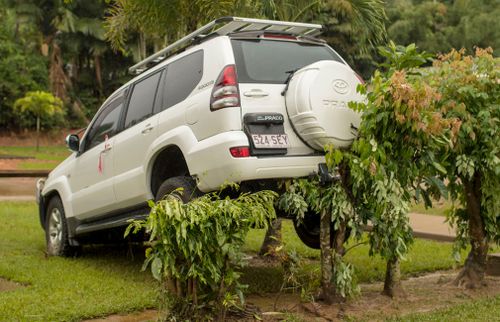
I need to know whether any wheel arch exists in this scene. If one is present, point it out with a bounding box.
[147,145,191,198]
[39,189,62,230]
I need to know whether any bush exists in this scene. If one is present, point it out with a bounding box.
[126,186,277,320]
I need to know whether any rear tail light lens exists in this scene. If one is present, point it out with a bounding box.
[230,146,250,158]
[210,65,240,111]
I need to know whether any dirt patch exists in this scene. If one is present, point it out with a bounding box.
[83,309,158,322]
[0,130,73,147]
[0,159,24,170]
[246,270,500,321]
[0,178,37,196]
[0,277,24,292]
[89,270,500,321]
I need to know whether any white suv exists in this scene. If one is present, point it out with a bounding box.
[36,17,363,255]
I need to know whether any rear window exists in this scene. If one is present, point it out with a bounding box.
[231,39,343,84]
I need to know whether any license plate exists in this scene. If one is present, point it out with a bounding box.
[251,134,289,149]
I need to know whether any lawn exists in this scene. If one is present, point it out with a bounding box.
[0,146,70,170]
[389,295,500,322]
[0,201,492,321]
[0,202,157,321]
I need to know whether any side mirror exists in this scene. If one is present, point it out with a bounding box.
[65,134,80,152]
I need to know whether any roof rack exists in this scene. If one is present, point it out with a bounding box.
[128,16,323,75]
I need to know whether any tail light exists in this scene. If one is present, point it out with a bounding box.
[210,65,240,111]
[230,146,250,158]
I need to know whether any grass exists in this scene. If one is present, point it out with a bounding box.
[0,146,70,170]
[410,199,453,217]
[242,221,466,293]
[389,295,500,321]
[0,201,493,320]
[0,202,157,321]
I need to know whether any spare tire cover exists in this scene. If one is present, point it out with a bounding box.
[285,60,364,151]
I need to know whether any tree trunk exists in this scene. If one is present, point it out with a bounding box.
[139,32,147,60]
[93,54,103,95]
[383,257,405,297]
[320,209,334,304]
[455,173,488,288]
[259,218,282,257]
[36,116,40,152]
[49,41,71,103]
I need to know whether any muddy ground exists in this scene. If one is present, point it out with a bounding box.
[80,270,500,322]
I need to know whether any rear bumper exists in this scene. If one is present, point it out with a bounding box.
[188,131,324,192]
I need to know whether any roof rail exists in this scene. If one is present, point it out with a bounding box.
[128,16,323,75]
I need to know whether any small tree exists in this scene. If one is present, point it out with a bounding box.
[14,91,64,151]
[126,186,277,320]
[428,48,500,288]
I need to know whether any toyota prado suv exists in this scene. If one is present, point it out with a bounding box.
[36,17,364,256]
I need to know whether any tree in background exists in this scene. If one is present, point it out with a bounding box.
[14,91,64,151]
[3,0,133,129]
[386,0,500,56]
[0,4,49,131]
[313,0,387,78]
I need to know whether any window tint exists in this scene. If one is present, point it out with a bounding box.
[231,39,343,84]
[125,71,162,128]
[86,98,124,150]
[162,50,203,111]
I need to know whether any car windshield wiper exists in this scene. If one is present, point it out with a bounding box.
[281,69,298,96]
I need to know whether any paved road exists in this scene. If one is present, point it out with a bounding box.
[409,212,455,242]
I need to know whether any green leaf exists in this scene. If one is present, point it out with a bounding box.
[151,257,163,281]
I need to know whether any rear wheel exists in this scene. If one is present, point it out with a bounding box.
[293,210,349,250]
[155,176,200,203]
[45,197,77,257]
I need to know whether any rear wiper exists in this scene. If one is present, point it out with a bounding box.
[281,69,298,96]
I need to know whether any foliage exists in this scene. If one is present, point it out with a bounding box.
[126,186,277,319]
[386,0,500,56]
[0,6,48,130]
[279,175,362,300]
[313,0,387,77]
[13,91,65,128]
[279,42,457,298]
[3,0,133,129]
[424,49,499,283]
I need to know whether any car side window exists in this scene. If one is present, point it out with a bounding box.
[85,97,124,151]
[160,50,203,112]
[124,71,162,129]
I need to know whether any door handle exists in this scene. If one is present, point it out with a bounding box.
[141,125,154,134]
[244,90,269,97]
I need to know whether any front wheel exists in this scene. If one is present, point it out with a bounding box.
[45,197,78,257]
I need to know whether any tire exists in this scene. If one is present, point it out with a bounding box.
[293,210,350,250]
[155,176,200,203]
[45,196,77,257]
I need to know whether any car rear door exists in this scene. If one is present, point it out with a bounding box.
[112,70,163,207]
[231,38,346,156]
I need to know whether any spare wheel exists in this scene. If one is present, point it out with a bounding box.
[285,60,364,151]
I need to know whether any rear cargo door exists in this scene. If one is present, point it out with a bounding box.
[231,38,345,156]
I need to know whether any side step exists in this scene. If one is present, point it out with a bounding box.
[74,206,150,236]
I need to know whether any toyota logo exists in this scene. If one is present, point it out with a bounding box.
[332,79,349,94]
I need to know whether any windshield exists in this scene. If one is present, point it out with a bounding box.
[231,39,344,84]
